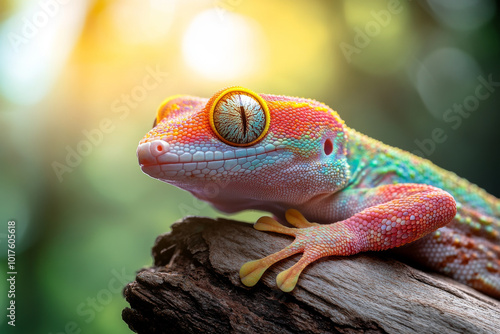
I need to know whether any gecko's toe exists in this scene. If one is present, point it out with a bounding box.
[254,216,295,235]
[285,209,319,228]
[239,260,269,287]
[276,255,313,292]
[276,267,300,292]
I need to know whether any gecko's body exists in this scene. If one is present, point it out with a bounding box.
[137,87,500,298]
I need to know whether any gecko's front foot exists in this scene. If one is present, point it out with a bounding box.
[240,209,350,292]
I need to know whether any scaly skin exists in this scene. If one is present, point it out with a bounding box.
[137,87,500,297]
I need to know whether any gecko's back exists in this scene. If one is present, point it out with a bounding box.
[346,128,500,297]
[346,128,499,217]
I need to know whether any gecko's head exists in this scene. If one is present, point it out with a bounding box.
[137,87,350,212]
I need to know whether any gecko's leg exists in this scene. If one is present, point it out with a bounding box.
[240,184,457,292]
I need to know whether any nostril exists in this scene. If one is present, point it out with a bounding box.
[150,140,169,157]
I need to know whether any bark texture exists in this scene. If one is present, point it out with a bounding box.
[122,216,500,334]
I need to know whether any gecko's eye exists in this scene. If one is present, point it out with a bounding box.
[209,88,270,146]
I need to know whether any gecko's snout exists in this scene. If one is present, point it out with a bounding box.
[137,140,169,166]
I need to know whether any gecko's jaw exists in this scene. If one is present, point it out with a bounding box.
[137,139,283,182]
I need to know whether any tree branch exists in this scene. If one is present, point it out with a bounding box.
[122,216,500,334]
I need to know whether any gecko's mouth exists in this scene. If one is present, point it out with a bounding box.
[137,140,281,179]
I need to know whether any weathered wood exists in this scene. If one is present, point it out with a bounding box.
[122,217,500,334]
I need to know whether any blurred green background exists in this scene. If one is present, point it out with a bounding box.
[1,0,499,333]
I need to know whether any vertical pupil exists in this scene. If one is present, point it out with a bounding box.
[238,95,247,136]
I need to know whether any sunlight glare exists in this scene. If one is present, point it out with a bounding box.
[0,0,88,105]
[182,9,264,81]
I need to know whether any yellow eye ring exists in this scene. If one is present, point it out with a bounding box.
[208,87,270,147]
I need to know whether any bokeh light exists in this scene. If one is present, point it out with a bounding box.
[427,0,495,31]
[0,0,88,105]
[415,48,482,119]
[182,9,266,81]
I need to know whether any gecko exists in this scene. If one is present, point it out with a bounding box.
[137,86,500,298]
